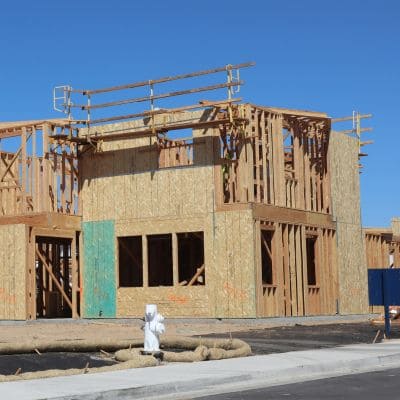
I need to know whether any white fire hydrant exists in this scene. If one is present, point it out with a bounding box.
[144,304,165,352]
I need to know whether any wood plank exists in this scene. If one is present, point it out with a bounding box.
[288,225,297,315]
[172,233,178,286]
[35,248,73,311]
[142,235,148,287]
[252,203,334,228]
[282,224,291,316]
[21,127,27,213]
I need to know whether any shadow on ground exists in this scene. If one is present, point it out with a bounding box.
[198,322,400,355]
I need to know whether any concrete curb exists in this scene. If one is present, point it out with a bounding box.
[2,342,400,399]
[47,345,400,400]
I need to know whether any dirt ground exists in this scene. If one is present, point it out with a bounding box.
[0,316,378,345]
[0,316,396,376]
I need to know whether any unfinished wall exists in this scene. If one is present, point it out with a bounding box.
[79,111,215,222]
[115,216,210,317]
[329,132,368,314]
[211,209,256,318]
[0,224,26,319]
[79,111,257,318]
[254,219,337,318]
[114,209,256,318]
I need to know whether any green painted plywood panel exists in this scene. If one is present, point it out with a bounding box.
[83,220,116,318]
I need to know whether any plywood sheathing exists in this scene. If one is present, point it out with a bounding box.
[0,224,27,320]
[392,218,400,237]
[114,209,256,318]
[329,131,368,314]
[79,110,215,222]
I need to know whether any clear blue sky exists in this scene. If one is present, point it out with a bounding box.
[0,0,398,227]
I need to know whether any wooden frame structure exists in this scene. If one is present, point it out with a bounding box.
[364,219,400,313]
[75,97,354,318]
[0,120,81,320]
[364,218,400,269]
[0,63,373,319]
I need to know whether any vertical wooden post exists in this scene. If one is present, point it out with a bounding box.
[212,127,223,206]
[260,111,268,203]
[61,142,66,213]
[25,227,36,319]
[142,235,148,287]
[30,126,36,211]
[282,224,291,316]
[303,128,311,211]
[295,225,304,315]
[42,124,49,212]
[71,234,78,318]
[246,105,255,202]
[254,220,263,316]
[301,226,309,316]
[254,109,261,203]
[21,127,27,213]
[288,225,297,316]
[172,232,179,286]
[272,114,285,206]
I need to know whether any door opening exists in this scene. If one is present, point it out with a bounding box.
[35,236,80,318]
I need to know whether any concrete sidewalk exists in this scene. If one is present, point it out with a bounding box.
[1,340,400,400]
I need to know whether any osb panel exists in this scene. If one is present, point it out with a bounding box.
[212,209,256,318]
[115,214,214,318]
[117,287,209,318]
[115,217,205,237]
[0,224,26,320]
[115,210,256,318]
[79,109,216,223]
[329,131,368,314]
[329,132,362,226]
[392,218,400,237]
[79,110,211,149]
[335,223,368,313]
[80,157,214,222]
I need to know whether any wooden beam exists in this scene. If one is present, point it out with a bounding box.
[0,212,81,230]
[172,233,179,286]
[80,62,255,95]
[188,264,205,286]
[35,248,73,311]
[261,233,272,261]
[252,203,335,229]
[119,238,142,269]
[77,98,242,126]
[331,114,372,123]
[77,81,244,110]
[142,235,148,287]
[79,117,247,143]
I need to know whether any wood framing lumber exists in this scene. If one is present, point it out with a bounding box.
[331,114,372,123]
[0,213,81,230]
[35,248,73,311]
[188,265,205,286]
[76,82,244,110]
[81,98,242,125]
[80,62,255,95]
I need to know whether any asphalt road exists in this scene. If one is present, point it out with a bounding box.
[201,322,400,355]
[196,367,400,399]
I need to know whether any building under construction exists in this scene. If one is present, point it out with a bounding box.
[0,63,379,320]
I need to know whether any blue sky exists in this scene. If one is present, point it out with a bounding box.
[0,0,398,226]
